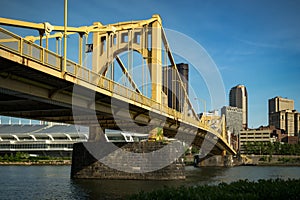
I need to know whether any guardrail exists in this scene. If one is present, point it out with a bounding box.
[0,27,214,135]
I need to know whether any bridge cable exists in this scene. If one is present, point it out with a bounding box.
[128,29,133,89]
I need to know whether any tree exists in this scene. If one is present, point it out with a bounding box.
[267,142,274,158]
[3,154,9,161]
[9,153,15,162]
[273,142,281,155]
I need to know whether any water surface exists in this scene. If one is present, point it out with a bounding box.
[0,165,299,199]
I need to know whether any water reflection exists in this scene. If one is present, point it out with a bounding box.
[185,166,229,185]
[72,166,300,199]
[207,166,300,184]
[0,165,299,199]
[72,178,186,199]
[72,166,223,199]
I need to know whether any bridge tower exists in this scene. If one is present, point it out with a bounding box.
[92,14,163,104]
[90,15,164,141]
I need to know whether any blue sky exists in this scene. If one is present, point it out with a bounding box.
[1,0,300,128]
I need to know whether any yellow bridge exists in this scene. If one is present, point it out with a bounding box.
[0,15,236,168]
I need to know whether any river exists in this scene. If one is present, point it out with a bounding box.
[0,165,299,199]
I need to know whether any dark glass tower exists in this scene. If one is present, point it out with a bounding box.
[162,63,188,112]
[229,85,248,129]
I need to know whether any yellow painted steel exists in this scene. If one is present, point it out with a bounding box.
[115,56,141,94]
[0,17,86,33]
[0,15,236,155]
[149,15,162,104]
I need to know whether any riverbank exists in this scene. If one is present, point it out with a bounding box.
[0,152,71,165]
[185,154,300,166]
[1,154,300,166]
[0,160,71,165]
[245,155,300,166]
[128,179,300,199]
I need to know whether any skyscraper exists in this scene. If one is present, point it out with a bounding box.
[162,63,189,112]
[269,96,294,113]
[268,96,299,136]
[229,85,248,129]
[221,106,243,135]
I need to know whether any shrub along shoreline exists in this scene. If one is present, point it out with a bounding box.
[128,179,300,200]
[0,160,71,165]
[245,155,300,166]
[0,152,71,165]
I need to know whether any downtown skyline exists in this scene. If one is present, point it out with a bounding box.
[1,0,299,128]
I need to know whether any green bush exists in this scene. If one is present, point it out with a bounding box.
[3,154,9,161]
[9,153,15,162]
[0,153,71,162]
[128,179,300,200]
[278,157,291,163]
[245,142,300,156]
[259,156,267,161]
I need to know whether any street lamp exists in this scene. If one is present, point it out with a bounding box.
[194,97,207,127]
[63,0,68,73]
[194,97,206,116]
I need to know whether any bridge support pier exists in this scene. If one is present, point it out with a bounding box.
[71,141,185,180]
[222,150,233,167]
[194,150,233,167]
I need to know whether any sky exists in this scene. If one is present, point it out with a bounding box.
[1,0,300,128]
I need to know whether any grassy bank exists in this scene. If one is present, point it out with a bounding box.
[0,160,71,165]
[128,179,300,199]
[247,155,300,166]
[0,152,71,165]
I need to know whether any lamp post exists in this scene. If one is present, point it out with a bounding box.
[194,98,206,116]
[194,98,207,127]
[63,0,68,73]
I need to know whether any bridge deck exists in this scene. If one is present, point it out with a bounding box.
[0,27,236,155]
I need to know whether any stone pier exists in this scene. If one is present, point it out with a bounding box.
[71,142,185,180]
[194,153,233,167]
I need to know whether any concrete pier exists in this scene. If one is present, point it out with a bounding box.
[71,142,185,180]
[194,154,233,167]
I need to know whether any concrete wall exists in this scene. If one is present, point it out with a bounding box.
[71,142,185,180]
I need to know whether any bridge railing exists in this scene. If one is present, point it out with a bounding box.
[0,27,62,71]
[22,40,42,63]
[0,27,20,52]
[0,27,210,133]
